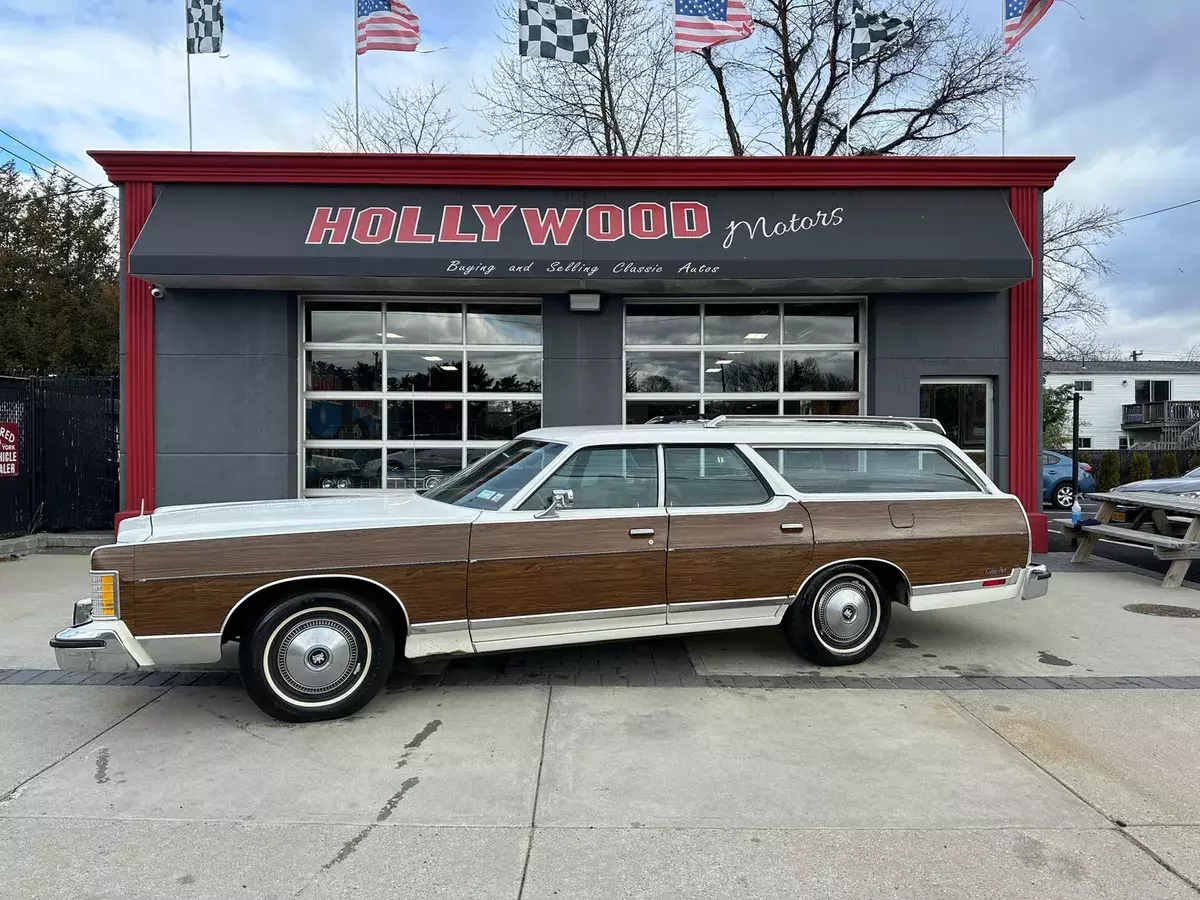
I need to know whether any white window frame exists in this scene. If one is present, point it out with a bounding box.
[621,297,868,421]
[1074,379,1093,392]
[918,377,995,477]
[299,295,543,496]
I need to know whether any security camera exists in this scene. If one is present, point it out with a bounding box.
[150,286,165,299]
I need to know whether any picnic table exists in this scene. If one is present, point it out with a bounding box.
[1057,491,1200,589]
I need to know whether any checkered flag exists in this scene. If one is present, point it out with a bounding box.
[186,0,224,54]
[851,0,911,61]
[519,1,597,64]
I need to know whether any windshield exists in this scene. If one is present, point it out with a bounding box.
[1187,467,1200,479]
[423,439,566,508]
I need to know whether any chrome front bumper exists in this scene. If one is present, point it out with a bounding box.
[1022,563,1051,600]
[50,599,146,674]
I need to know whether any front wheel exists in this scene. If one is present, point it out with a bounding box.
[1052,481,1075,510]
[783,564,890,667]
[239,590,394,723]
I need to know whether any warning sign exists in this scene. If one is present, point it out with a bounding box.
[0,422,18,477]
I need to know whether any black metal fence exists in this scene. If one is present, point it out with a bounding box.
[0,377,119,536]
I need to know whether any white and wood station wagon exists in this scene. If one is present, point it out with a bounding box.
[53,416,1050,721]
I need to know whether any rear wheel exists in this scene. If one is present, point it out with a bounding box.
[239,590,394,723]
[1053,481,1075,510]
[783,564,890,667]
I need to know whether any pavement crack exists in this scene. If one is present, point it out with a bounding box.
[317,778,421,874]
[1118,829,1200,894]
[517,685,554,900]
[93,748,110,784]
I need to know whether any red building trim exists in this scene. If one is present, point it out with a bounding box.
[95,152,1069,542]
[116,182,156,529]
[90,151,1071,189]
[1009,186,1048,552]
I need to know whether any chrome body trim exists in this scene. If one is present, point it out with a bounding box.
[220,573,411,642]
[910,570,1020,597]
[471,604,666,643]
[51,616,154,673]
[406,619,474,658]
[667,596,788,625]
[72,598,93,627]
[791,558,914,608]
[467,615,780,653]
[139,633,223,665]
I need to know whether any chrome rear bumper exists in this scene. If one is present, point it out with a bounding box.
[1022,563,1051,600]
[50,599,148,673]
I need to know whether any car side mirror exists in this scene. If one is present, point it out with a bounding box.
[535,488,574,519]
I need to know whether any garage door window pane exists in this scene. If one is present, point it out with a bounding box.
[784,304,859,343]
[783,351,858,392]
[705,351,779,392]
[703,304,779,344]
[387,351,463,392]
[386,303,462,343]
[306,449,381,490]
[307,350,382,391]
[783,399,860,416]
[386,400,463,440]
[468,400,542,440]
[468,351,543,392]
[627,351,701,393]
[378,448,464,490]
[626,400,702,424]
[626,304,700,345]
[306,306,383,343]
[467,305,542,344]
[306,400,382,440]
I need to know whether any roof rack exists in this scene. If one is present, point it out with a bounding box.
[643,415,714,425]
[702,415,947,436]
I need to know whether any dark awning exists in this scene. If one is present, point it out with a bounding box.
[129,184,1032,294]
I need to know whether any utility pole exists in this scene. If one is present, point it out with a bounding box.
[1071,390,1081,502]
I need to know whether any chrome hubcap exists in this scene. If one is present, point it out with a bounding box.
[1058,487,1073,505]
[816,581,874,647]
[277,618,358,695]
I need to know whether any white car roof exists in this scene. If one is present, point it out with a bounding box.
[522,422,955,448]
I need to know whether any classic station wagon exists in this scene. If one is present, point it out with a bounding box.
[53,416,1050,721]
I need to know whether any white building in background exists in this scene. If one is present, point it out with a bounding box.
[1043,360,1200,449]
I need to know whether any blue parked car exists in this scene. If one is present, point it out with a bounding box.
[1041,450,1096,509]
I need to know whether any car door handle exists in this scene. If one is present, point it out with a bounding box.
[779,523,805,533]
[629,528,655,537]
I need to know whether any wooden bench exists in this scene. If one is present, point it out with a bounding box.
[1058,491,1200,588]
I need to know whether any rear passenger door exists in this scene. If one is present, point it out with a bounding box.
[664,445,814,626]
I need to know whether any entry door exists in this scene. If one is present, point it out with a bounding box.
[663,445,814,625]
[467,445,667,644]
[920,378,994,476]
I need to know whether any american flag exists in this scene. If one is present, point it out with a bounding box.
[674,0,755,53]
[356,0,421,55]
[1003,0,1054,54]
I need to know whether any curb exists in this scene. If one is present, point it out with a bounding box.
[0,532,111,558]
[3,669,1200,691]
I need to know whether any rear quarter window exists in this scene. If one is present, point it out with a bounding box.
[754,446,982,494]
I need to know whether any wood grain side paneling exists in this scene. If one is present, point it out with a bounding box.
[134,524,470,581]
[668,546,814,603]
[805,535,1029,586]
[804,497,1028,543]
[469,516,668,561]
[666,504,811,549]
[126,562,467,637]
[468,553,665,620]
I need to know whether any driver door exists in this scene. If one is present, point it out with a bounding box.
[467,445,667,647]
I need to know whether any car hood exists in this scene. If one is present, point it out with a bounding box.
[1113,477,1200,495]
[117,493,479,544]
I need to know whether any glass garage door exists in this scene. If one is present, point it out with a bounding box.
[301,298,542,494]
[624,299,866,423]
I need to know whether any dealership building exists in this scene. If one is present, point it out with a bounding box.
[93,151,1070,550]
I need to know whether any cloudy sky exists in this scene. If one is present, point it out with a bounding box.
[1,0,1196,357]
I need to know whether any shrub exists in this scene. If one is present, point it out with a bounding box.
[1190,454,1200,473]
[1098,450,1121,491]
[1130,451,1151,483]
[1158,451,1180,478]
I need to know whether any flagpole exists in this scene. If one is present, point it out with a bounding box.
[1000,0,1007,155]
[186,49,194,151]
[354,0,362,152]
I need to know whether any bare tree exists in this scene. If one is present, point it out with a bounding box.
[472,0,689,156]
[317,80,465,153]
[694,0,1031,156]
[1040,201,1125,360]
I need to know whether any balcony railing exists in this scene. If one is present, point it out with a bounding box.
[1122,400,1200,428]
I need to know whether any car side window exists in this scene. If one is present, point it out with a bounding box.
[1041,453,1057,466]
[753,446,982,494]
[663,446,771,507]
[520,446,658,511]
